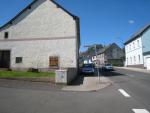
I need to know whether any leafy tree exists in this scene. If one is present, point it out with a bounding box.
[87,44,103,53]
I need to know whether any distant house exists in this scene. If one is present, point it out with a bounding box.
[0,0,80,74]
[79,52,93,67]
[124,23,150,70]
[92,43,124,66]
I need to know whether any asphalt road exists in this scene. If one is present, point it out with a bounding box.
[0,68,150,113]
[101,68,150,112]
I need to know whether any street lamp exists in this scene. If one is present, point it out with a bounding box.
[84,44,100,84]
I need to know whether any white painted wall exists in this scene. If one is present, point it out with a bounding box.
[144,55,150,69]
[97,53,105,65]
[0,0,76,39]
[0,0,79,70]
[0,39,76,69]
[92,56,96,62]
[125,37,144,66]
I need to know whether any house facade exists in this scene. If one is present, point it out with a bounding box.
[0,0,80,72]
[125,23,150,70]
[125,37,143,68]
[92,43,124,66]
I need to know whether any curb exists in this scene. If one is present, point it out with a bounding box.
[0,77,55,83]
[115,67,150,74]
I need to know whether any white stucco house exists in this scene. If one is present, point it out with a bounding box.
[125,23,150,70]
[0,0,80,74]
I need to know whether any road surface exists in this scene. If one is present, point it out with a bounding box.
[0,68,150,113]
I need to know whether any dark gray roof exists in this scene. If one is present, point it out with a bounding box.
[97,43,120,55]
[0,0,78,30]
[124,23,150,45]
[97,44,112,54]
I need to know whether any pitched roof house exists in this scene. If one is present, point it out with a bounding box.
[92,43,124,66]
[0,0,80,75]
[124,23,150,70]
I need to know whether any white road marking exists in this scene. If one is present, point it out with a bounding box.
[132,109,150,113]
[118,89,131,97]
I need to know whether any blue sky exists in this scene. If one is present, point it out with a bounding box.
[0,0,150,51]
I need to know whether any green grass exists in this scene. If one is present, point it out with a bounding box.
[0,70,55,78]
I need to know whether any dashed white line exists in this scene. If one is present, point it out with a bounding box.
[132,109,150,113]
[118,89,131,97]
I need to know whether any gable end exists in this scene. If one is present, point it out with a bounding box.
[0,0,78,30]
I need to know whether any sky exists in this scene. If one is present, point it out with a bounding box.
[0,0,150,51]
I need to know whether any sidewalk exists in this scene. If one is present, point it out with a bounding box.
[115,67,150,74]
[62,76,112,92]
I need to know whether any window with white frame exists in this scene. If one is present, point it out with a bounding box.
[133,42,135,49]
[137,40,140,47]
[130,57,132,64]
[126,58,128,65]
[134,56,136,64]
[130,44,131,51]
[138,55,140,63]
[126,45,128,52]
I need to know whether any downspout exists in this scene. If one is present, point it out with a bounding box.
[75,16,80,74]
[141,35,145,68]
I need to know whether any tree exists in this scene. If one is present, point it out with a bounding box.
[87,44,103,53]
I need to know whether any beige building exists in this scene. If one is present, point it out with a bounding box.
[0,0,80,73]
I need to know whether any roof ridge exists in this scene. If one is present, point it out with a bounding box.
[0,0,77,30]
[125,22,150,45]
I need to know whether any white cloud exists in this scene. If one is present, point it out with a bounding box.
[128,20,135,24]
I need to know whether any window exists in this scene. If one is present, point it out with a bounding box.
[4,32,9,39]
[49,56,59,68]
[130,44,131,50]
[126,58,128,65]
[134,56,136,64]
[138,55,140,63]
[130,57,132,64]
[16,57,22,63]
[133,42,135,49]
[137,40,140,47]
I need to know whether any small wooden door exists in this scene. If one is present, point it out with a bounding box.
[49,56,59,68]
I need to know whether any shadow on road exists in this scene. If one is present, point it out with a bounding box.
[69,69,125,86]
[100,70,126,77]
[69,75,84,85]
[69,72,96,86]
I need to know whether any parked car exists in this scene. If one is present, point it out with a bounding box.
[81,64,95,74]
[102,64,113,71]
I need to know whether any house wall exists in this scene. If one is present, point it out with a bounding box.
[144,55,150,68]
[141,27,150,68]
[142,27,150,54]
[125,37,144,67]
[106,44,124,60]
[97,53,105,65]
[0,0,76,39]
[0,0,78,70]
[0,39,76,70]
